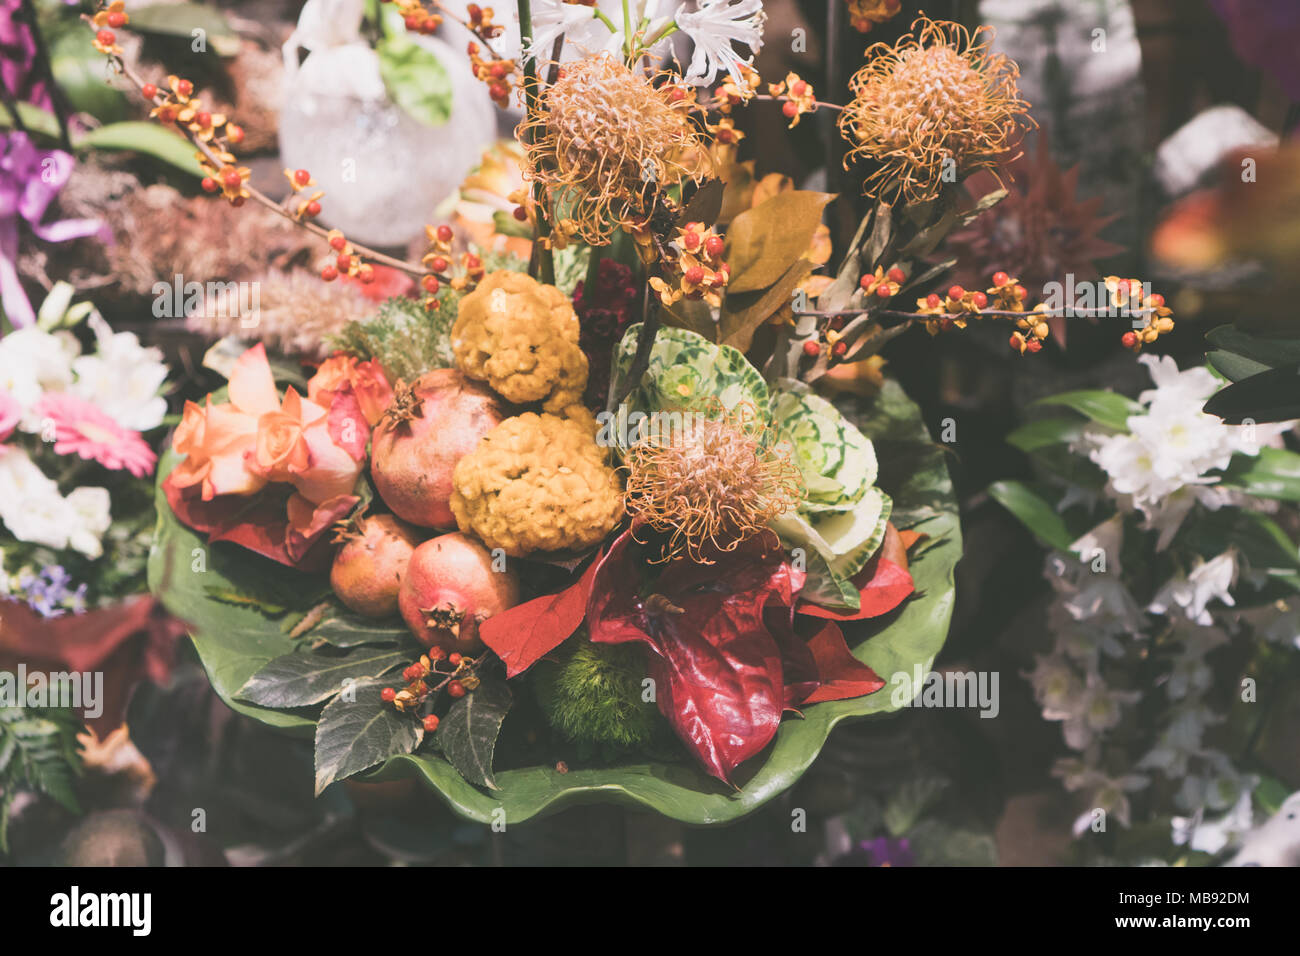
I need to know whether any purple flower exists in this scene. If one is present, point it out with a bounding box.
[13,563,88,618]
[1,131,110,326]
[1,0,50,112]
[833,836,915,867]
[1211,0,1300,105]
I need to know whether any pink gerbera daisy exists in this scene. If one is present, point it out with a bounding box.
[32,391,157,477]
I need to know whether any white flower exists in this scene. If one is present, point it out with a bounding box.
[65,486,112,559]
[2,492,74,552]
[0,327,78,410]
[520,0,611,60]
[1149,551,1237,626]
[71,316,169,432]
[1025,653,1083,717]
[1172,790,1254,855]
[1137,354,1220,408]
[0,448,60,522]
[675,0,765,86]
[1061,673,1140,750]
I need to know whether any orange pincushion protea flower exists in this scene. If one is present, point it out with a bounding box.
[520,54,711,245]
[838,16,1032,204]
[623,403,802,564]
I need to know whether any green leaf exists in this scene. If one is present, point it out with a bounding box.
[438,679,512,790]
[988,480,1074,551]
[305,607,408,648]
[1035,390,1143,432]
[237,646,407,709]
[49,31,128,123]
[1006,417,1085,453]
[1219,446,1300,502]
[377,36,452,127]
[1205,325,1300,375]
[882,775,950,836]
[127,2,241,56]
[1203,366,1300,424]
[78,122,204,177]
[314,679,422,795]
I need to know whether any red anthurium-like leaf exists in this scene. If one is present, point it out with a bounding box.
[797,620,886,705]
[798,554,914,621]
[588,532,805,785]
[480,556,602,678]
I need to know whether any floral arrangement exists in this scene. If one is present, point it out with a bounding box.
[56,0,1199,820]
[992,356,1300,861]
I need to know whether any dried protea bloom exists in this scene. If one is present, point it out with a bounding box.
[520,54,711,245]
[838,16,1032,204]
[623,404,803,564]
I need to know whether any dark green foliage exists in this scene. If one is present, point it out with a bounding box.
[0,705,82,853]
[533,637,661,757]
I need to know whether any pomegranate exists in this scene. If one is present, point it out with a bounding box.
[398,532,520,653]
[330,514,424,618]
[370,369,506,528]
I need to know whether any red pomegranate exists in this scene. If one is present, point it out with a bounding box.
[369,369,506,528]
[329,514,425,618]
[398,532,520,654]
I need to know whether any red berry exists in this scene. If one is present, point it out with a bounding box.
[489,62,508,79]
[96,29,115,47]
[336,254,351,271]
[684,266,705,285]
[948,285,965,300]
[380,687,397,702]
[1014,285,1027,300]
[782,101,799,118]
[422,274,440,293]
[876,284,892,298]
[972,291,988,309]
[175,79,193,97]
[448,653,462,666]
[221,167,242,188]
[681,230,701,251]
[888,266,905,284]
[992,271,1010,288]
[358,265,375,283]
[157,105,176,123]
[231,197,245,208]
[428,646,447,662]
[404,13,420,29]
[668,87,686,102]
[107,11,127,28]
[141,83,158,100]
[430,256,449,273]
[1149,293,1165,308]
[403,664,423,681]
[704,235,725,258]
[512,205,528,221]
[791,80,808,97]
[1121,331,1138,348]
[860,275,873,292]
[194,111,212,128]
[436,225,453,243]
[926,293,942,309]
[464,253,482,270]
[423,715,440,733]
[200,177,217,193]
[802,339,821,357]
[466,3,482,21]
[448,680,466,698]
[305,200,321,217]
[1009,334,1022,350]
[832,341,848,357]
[294,168,311,186]
[1026,339,1043,353]
[489,82,509,100]
[321,265,339,281]
[225,124,244,144]
[329,234,346,251]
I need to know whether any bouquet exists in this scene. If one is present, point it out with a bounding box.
[69,1,1177,819]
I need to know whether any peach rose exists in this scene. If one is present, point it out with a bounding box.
[308,354,393,427]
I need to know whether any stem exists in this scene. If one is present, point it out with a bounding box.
[517,0,554,285]
[583,243,603,298]
[621,0,632,58]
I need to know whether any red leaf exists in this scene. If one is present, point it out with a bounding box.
[798,555,914,621]
[480,556,602,677]
[798,620,885,705]
[587,532,800,784]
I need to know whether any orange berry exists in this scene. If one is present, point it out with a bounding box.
[225,124,244,144]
